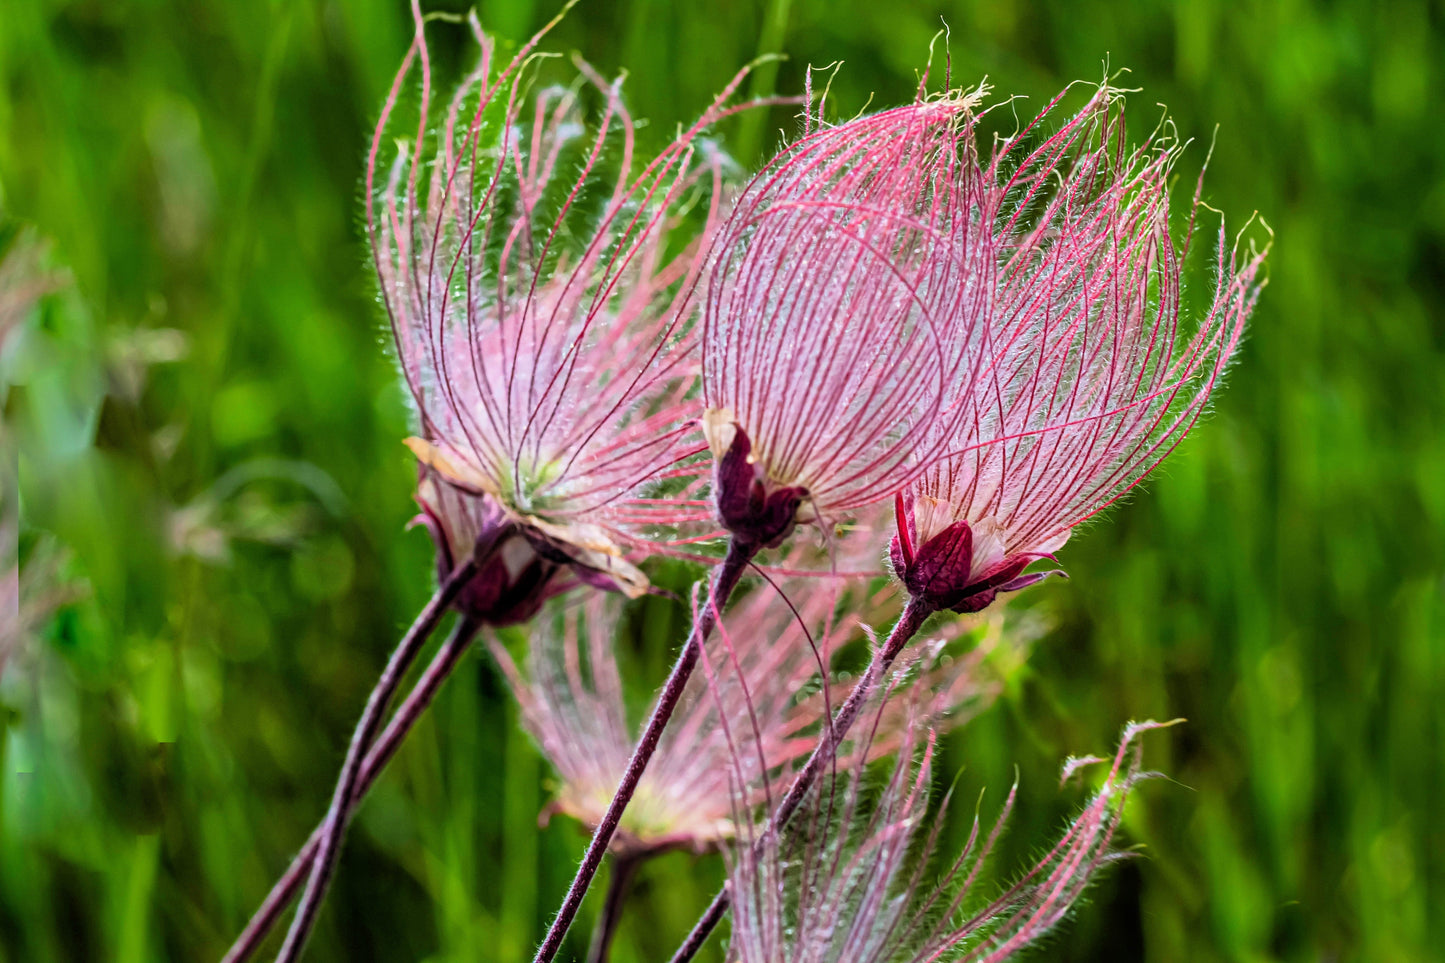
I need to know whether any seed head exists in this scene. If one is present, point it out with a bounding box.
[370,5,755,616]
[702,79,993,549]
[492,582,845,856]
[893,83,1269,613]
[725,714,1171,963]
[492,565,995,856]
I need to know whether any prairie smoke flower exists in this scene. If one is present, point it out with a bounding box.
[492,587,821,857]
[370,10,746,621]
[493,573,994,858]
[725,718,1171,963]
[701,83,991,550]
[892,85,1269,614]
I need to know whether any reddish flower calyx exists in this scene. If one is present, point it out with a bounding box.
[413,475,559,626]
[889,492,1067,613]
[413,471,648,627]
[705,413,809,551]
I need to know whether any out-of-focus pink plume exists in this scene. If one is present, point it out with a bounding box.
[724,715,1173,963]
[492,568,1010,857]
[492,582,846,856]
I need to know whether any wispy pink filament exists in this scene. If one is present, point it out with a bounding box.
[914,84,1269,559]
[703,80,994,516]
[367,5,771,548]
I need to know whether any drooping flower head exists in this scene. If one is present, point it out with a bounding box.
[491,567,1001,858]
[893,83,1269,614]
[702,74,993,552]
[492,581,844,856]
[725,714,1173,963]
[370,5,757,621]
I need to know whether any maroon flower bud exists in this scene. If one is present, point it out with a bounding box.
[710,421,809,551]
[411,470,562,626]
[889,492,1065,614]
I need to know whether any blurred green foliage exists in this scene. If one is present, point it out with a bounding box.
[2,0,1442,961]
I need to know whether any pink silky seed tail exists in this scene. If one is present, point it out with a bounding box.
[703,81,995,520]
[897,82,1268,610]
[365,8,759,566]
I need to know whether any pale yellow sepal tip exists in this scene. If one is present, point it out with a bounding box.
[403,436,495,495]
[701,408,737,460]
[404,438,650,599]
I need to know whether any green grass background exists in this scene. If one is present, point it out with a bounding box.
[2,0,1442,960]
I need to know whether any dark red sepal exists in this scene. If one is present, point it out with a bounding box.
[714,425,808,550]
[894,520,974,604]
[415,494,563,627]
[995,568,1068,595]
[890,511,1068,613]
[465,544,561,626]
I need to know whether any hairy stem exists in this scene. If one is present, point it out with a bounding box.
[668,882,732,963]
[268,560,477,963]
[667,595,934,963]
[221,614,480,963]
[531,538,755,963]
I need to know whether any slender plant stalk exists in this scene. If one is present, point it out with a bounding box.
[221,614,481,963]
[668,882,731,963]
[667,596,935,963]
[585,851,642,963]
[270,560,478,963]
[531,539,756,963]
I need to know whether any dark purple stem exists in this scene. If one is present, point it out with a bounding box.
[271,560,478,963]
[667,595,935,963]
[668,882,731,963]
[531,539,755,963]
[221,613,481,963]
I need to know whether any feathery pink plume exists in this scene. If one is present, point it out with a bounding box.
[893,83,1269,613]
[724,711,1173,963]
[370,5,761,619]
[702,75,994,550]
